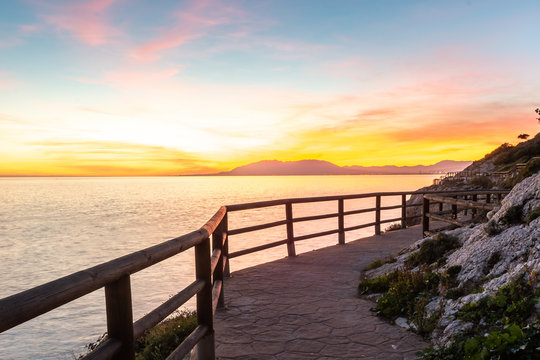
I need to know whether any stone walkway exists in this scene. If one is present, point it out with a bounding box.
[214,227,430,359]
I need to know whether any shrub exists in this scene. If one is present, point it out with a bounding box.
[527,206,540,224]
[470,176,493,189]
[358,270,401,294]
[406,233,460,267]
[501,205,523,225]
[484,220,502,235]
[373,269,440,320]
[135,311,197,360]
[419,275,540,360]
[457,275,536,327]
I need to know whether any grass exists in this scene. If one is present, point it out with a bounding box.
[364,256,397,271]
[135,311,197,360]
[406,233,460,267]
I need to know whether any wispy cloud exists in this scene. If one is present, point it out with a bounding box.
[28,140,221,175]
[41,0,119,46]
[131,0,245,62]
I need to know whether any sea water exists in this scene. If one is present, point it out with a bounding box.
[0,175,437,359]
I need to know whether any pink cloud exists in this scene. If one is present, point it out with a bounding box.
[42,0,118,46]
[131,0,244,62]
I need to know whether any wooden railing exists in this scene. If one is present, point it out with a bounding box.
[0,189,510,359]
[0,207,228,360]
[422,190,510,236]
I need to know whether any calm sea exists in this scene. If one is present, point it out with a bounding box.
[0,175,437,359]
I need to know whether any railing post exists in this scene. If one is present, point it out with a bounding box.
[452,196,458,219]
[338,199,345,244]
[472,194,478,217]
[212,219,225,309]
[375,195,381,235]
[222,212,230,278]
[401,194,407,229]
[285,203,296,257]
[486,193,491,204]
[422,196,430,237]
[105,275,135,360]
[195,237,215,360]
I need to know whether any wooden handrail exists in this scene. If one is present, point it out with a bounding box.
[422,191,510,236]
[1,189,513,360]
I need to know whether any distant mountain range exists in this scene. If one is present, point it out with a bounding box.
[206,159,472,176]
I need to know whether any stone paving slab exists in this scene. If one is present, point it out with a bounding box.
[214,227,430,359]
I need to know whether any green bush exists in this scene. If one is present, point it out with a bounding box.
[501,205,523,225]
[419,275,540,360]
[484,220,502,236]
[470,176,494,189]
[406,233,460,267]
[358,270,401,294]
[135,311,197,360]
[527,206,540,224]
[458,275,536,327]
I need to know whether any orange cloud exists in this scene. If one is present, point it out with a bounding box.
[43,0,118,46]
[2,140,223,176]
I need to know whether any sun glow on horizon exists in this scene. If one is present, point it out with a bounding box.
[1,0,539,176]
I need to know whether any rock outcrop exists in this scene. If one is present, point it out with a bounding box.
[365,171,540,346]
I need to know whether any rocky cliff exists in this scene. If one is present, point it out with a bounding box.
[362,171,540,357]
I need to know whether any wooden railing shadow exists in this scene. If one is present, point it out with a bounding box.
[0,189,510,360]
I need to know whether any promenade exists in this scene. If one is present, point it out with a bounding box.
[214,226,429,360]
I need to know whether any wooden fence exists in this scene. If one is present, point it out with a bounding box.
[0,189,510,359]
[422,190,509,236]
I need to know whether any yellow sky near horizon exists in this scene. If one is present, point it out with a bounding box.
[1,0,539,176]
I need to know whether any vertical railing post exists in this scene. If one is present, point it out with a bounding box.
[452,196,458,219]
[195,237,215,360]
[375,195,381,235]
[498,193,502,202]
[338,198,345,244]
[285,202,296,257]
[401,194,407,229]
[422,196,430,237]
[105,275,135,360]
[222,212,230,278]
[472,194,478,217]
[212,219,225,309]
[486,193,491,204]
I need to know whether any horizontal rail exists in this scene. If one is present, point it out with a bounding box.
[343,207,377,216]
[228,219,288,236]
[379,204,402,211]
[165,325,208,360]
[210,249,222,274]
[380,217,402,225]
[226,190,508,212]
[229,239,289,258]
[425,195,496,211]
[81,338,122,360]
[293,212,339,223]
[426,213,467,227]
[293,229,340,242]
[0,206,227,334]
[344,221,378,232]
[133,279,205,339]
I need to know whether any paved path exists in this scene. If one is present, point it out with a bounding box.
[214,226,429,360]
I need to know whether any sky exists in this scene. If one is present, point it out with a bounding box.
[0,0,539,176]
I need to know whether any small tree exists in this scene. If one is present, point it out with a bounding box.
[518,134,530,140]
[536,108,540,122]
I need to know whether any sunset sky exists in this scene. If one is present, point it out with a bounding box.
[1,0,539,176]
